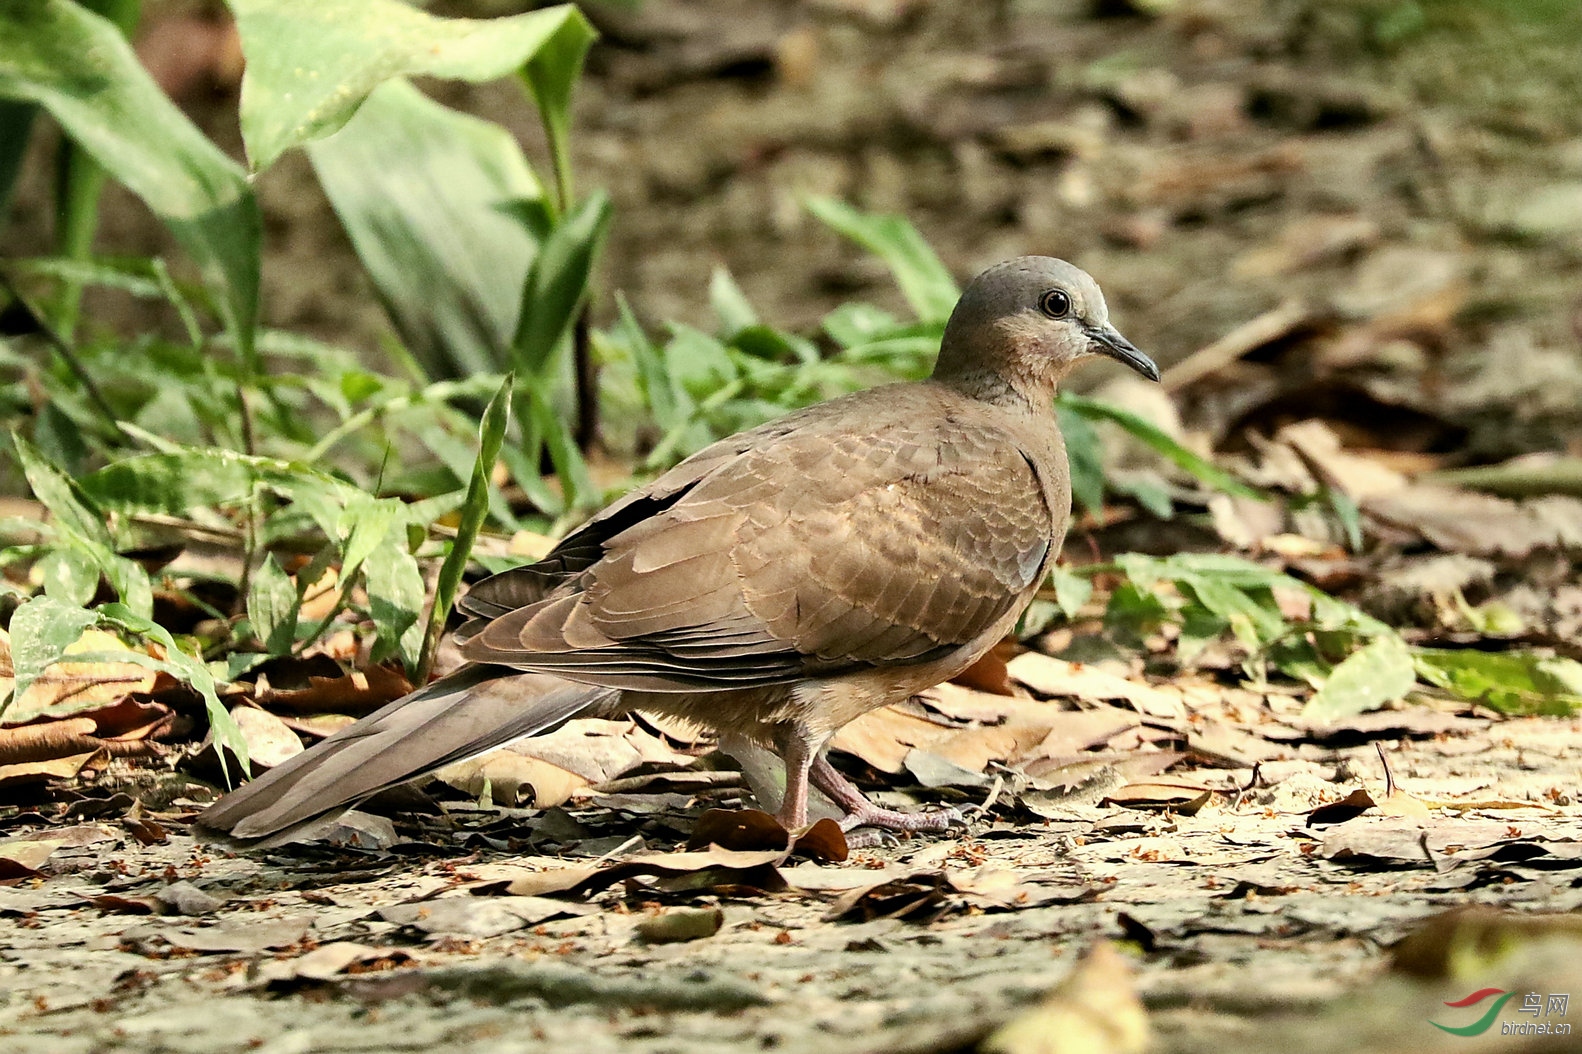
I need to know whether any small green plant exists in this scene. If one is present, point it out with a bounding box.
[1047,553,1581,719]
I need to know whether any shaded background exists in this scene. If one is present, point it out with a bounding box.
[6,0,1582,460]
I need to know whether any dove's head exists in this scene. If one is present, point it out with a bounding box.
[933,256,1158,405]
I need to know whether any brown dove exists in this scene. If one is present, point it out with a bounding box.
[201,257,1159,840]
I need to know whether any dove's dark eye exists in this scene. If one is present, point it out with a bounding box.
[1039,289,1072,319]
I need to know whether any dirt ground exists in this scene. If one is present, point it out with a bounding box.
[3,692,1581,1053]
[5,1,1582,1051]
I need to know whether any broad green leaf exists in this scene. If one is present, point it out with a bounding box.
[1058,392,1263,500]
[308,80,544,380]
[419,373,513,680]
[362,542,424,673]
[79,449,311,514]
[803,195,960,322]
[731,326,819,365]
[2,595,98,717]
[1414,649,1582,716]
[0,0,260,360]
[246,553,298,656]
[13,433,153,617]
[37,547,99,608]
[1047,566,1093,619]
[665,325,739,403]
[510,189,612,378]
[12,432,113,547]
[229,0,594,171]
[98,602,247,782]
[1303,632,1417,722]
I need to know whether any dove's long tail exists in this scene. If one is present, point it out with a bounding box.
[198,665,617,841]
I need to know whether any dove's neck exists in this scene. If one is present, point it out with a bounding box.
[934,368,1053,413]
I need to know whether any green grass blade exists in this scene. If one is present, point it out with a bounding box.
[417,373,513,681]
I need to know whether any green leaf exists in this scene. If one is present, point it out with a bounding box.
[803,195,960,322]
[1047,565,1093,619]
[822,302,901,349]
[510,188,612,378]
[523,384,596,512]
[616,293,684,434]
[1057,403,1105,514]
[2,595,98,718]
[664,325,739,403]
[362,542,424,673]
[0,0,260,361]
[1324,485,1364,552]
[37,547,99,608]
[246,553,298,656]
[418,373,513,680]
[517,6,596,212]
[308,79,545,380]
[13,432,152,617]
[1414,648,1582,716]
[0,100,36,221]
[1303,632,1417,722]
[98,602,247,783]
[709,266,759,338]
[1057,392,1263,500]
[228,0,595,172]
[12,432,113,547]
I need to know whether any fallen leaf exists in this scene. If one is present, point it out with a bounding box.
[1102,781,1213,815]
[0,823,119,877]
[1006,653,1186,719]
[380,896,570,937]
[636,906,724,944]
[253,663,413,716]
[982,942,1149,1054]
[255,942,412,986]
[0,628,160,724]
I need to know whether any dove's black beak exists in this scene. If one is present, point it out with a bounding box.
[1084,324,1160,382]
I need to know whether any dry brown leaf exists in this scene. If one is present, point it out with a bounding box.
[1103,781,1213,815]
[498,846,792,899]
[0,696,173,766]
[950,641,1018,695]
[0,823,119,878]
[296,566,340,624]
[830,705,954,773]
[255,942,412,986]
[1276,419,1407,500]
[253,664,413,716]
[435,750,588,809]
[0,628,159,725]
[1006,653,1186,719]
[0,749,104,790]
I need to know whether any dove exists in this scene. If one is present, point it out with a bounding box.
[201,256,1159,840]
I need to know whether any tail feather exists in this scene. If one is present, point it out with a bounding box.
[199,665,615,840]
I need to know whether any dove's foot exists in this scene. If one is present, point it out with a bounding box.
[809,754,964,836]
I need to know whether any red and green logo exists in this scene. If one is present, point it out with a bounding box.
[1432,988,1516,1036]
